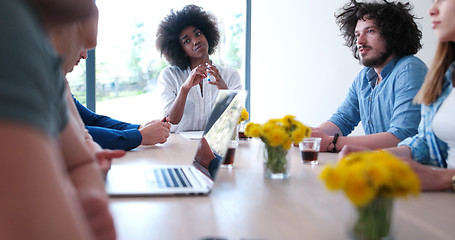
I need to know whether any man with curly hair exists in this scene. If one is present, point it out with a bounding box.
[311,0,428,153]
[156,4,242,133]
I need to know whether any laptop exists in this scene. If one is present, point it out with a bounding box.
[105,90,247,196]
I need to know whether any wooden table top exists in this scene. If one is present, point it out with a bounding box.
[109,134,455,240]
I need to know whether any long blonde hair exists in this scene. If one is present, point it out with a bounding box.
[414,42,455,105]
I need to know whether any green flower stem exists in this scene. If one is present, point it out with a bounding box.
[353,197,393,240]
[265,145,288,173]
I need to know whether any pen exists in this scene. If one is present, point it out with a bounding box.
[162,115,168,122]
[206,63,211,82]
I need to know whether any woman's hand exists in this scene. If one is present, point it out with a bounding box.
[182,64,207,91]
[206,63,228,89]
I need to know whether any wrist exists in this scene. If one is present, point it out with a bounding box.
[435,170,455,191]
[326,133,340,153]
[181,84,191,93]
[450,172,455,192]
[180,82,193,94]
[217,80,228,89]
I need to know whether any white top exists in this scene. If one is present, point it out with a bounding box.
[158,63,242,132]
[432,87,455,169]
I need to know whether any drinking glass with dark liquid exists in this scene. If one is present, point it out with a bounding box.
[299,138,321,165]
[223,140,238,169]
[237,121,251,140]
[238,131,249,140]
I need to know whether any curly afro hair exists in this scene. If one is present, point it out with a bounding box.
[335,0,422,61]
[156,5,220,70]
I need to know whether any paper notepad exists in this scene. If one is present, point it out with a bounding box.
[179,131,204,140]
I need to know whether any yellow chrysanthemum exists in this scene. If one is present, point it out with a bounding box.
[302,125,312,139]
[343,163,377,206]
[282,139,293,150]
[344,173,376,207]
[319,150,420,207]
[245,115,310,149]
[265,127,287,147]
[319,165,345,191]
[291,126,311,144]
[238,107,249,124]
[244,122,261,138]
[291,130,304,144]
[364,162,390,189]
[260,122,275,136]
[267,118,280,125]
[280,115,295,128]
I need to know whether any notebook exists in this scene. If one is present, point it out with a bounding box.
[105,90,247,196]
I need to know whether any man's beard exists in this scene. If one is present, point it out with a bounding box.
[359,47,392,68]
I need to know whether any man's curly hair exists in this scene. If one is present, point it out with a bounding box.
[156,5,220,70]
[335,0,422,61]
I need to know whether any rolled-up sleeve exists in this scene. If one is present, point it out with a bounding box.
[86,126,142,151]
[398,102,449,167]
[329,80,361,136]
[398,136,429,163]
[157,67,179,116]
[225,69,242,90]
[386,63,426,140]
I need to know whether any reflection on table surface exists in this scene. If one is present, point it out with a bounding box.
[109,134,455,240]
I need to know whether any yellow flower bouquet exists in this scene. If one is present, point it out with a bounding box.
[245,115,311,178]
[238,107,249,124]
[237,108,250,140]
[319,151,420,240]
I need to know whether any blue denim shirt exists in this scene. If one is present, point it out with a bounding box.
[398,62,454,168]
[329,56,428,140]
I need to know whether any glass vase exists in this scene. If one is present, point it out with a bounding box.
[349,197,395,240]
[261,142,290,179]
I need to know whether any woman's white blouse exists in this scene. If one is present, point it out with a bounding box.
[158,63,242,133]
[432,87,455,169]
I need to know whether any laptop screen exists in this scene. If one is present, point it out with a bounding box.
[192,90,247,180]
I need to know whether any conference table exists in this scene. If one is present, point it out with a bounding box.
[108,133,455,240]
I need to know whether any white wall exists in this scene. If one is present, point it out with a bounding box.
[249,0,436,132]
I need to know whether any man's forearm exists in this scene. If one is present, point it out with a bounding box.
[334,132,401,152]
[318,121,342,136]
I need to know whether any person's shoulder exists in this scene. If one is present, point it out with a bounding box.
[213,63,237,74]
[215,64,240,82]
[391,56,427,87]
[161,65,185,74]
[159,65,189,79]
[396,55,427,69]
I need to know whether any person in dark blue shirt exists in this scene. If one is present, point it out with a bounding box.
[71,50,171,151]
[74,96,171,150]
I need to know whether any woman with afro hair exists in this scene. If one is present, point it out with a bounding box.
[156,4,242,132]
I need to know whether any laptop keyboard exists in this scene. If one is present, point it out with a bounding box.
[150,168,193,188]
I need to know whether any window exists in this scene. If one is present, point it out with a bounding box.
[67,0,248,124]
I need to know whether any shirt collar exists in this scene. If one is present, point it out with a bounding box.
[448,61,455,78]
[367,57,399,86]
[444,61,455,88]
